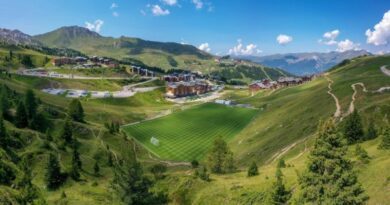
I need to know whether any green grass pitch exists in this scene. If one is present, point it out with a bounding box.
[122,103,258,161]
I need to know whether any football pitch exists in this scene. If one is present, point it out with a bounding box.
[122,103,257,161]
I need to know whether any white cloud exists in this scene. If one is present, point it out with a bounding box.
[110,3,118,9]
[320,29,340,45]
[151,5,170,16]
[336,39,360,52]
[198,43,211,52]
[276,34,293,45]
[85,19,104,33]
[228,39,262,56]
[112,11,119,17]
[192,0,203,9]
[162,0,177,6]
[366,10,390,45]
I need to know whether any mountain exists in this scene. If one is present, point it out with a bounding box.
[0,28,42,46]
[240,50,371,75]
[34,26,213,71]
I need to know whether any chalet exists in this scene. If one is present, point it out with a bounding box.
[249,79,277,92]
[277,77,303,87]
[163,73,195,82]
[52,57,75,66]
[166,80,211,98]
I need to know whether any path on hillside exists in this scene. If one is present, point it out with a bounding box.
[347,83,367,115]
[268,135,311,164]
[380,65,390,76]
[325,74,342,118]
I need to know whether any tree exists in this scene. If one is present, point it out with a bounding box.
[277,158,286,168]
[111,148,167,205]
[72,142,82,169]
[29,111,49,132]
[107,152,114,167]
[299,119,368,204]
[68,99,84,122]
[343,110,364,144]
[195,166,210,181]
[150,164,167,180]
[355,144,370,164]
[0,89,10,119]
[269,168,290,204]
[21,55,33,67]
[45,153,63,190]
[247,161,259,177]
[46,129,53,142]
[9,50,13,59]
[17,156,45,204]
[365,121,377,140]
[0,117,9,149]
[60,118,73,144]
[94,161,100,176]
[191,160,199,169]
[207,137,235,174]
[378,125,390,150]
[24,89,37,120]
[15,101,28,128]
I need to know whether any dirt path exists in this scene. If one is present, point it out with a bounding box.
[347,83,367,115]
[325,74,342,118]
[380,65,390,76]
[268,135,310,164]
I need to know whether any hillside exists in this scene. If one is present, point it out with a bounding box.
[0,52,389,204]
[240,50,371,75]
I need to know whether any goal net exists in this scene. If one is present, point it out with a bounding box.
[150,137,160,146]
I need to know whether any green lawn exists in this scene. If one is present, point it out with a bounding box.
[122,103,258,161]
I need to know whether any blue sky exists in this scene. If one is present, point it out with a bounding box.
[1,0,390,55]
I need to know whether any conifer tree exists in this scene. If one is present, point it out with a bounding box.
[355,144,370,164]
[0,117,9,149]
[45,154,63,190]
[68,99,84,122]
[24,89,37,120]
[46,129,52,142]
[72,142,82,169]
[247,161,259,177]
[269,168,290,204]
[344,110,364,144]
[0,89,9,119]
[107,152,114,167]
[207,137,236,174]
[365,121,377,140]
[60,118,73,144]
[277,158,286,168]
[15,101,28,128]
[94,161,100,176]
[299,119,368,204]
[378,125,390,150]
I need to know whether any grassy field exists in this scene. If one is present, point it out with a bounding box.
[122,103,258,161]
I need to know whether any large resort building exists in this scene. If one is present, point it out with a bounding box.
[166,80,211,98]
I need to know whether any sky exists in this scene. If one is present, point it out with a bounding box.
[1,0,390,56]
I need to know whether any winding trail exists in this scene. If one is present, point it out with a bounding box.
[325,74,342,118]
[347,83,367,115]
[380,65,390,76]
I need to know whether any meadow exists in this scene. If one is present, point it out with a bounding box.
[122,103,258,161]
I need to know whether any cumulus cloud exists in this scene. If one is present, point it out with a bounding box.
[162,0,177,6]
[151,5,170,16]
[110,3,118,9]
[198,43,211,52]
[366,10,390,45]
[228,39,262,56]
[192,0,203,9]
[319,29,340,45]
[85,19,104,33]
[276,34,293,45]
[336,39,360,52]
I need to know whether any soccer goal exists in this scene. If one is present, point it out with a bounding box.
[150,137,160,146]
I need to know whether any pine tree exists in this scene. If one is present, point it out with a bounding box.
[68,99,84,122]
[195,166,210,181]
[45,153,63,190]
[72,142,82,169]
[277,158,286,168]
[94,161,100,176]
[0,117,9,149]
[299,119,368,204]
[60,118,73,144]
[24,89,37,120]
[247,161,259,177]
[112,148,167,204]
[365,121,377,140]
[150,164,167,180]
[46,129,53,141]
[29,111,48,131]
[269,168,290,204]
[107,152,114,167]
[0,90,9,119]
[207,137,236,174]
[70,158,80,180]
[15,101,28,128]
[378,125,390,150]
[344,110,364,144]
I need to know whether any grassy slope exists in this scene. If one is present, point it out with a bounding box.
[154,55,390,205]
[123,103,257,161]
